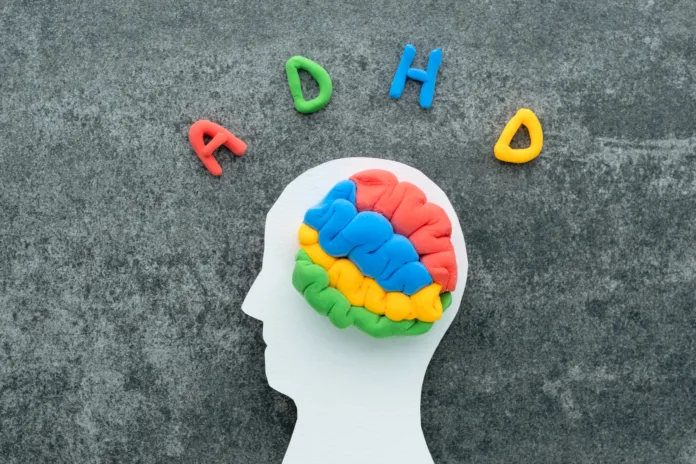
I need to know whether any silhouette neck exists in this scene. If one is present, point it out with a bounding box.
[283,384,434,464]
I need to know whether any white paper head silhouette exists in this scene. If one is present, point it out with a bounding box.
[242,158,467,464]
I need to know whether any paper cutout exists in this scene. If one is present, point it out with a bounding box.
[241,158,468,464]
[494,108,544,163]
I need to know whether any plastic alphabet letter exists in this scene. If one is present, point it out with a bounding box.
[389,44,443,109]
[494,108,544,164]
[285,56,333,114]
[188,120,246,177]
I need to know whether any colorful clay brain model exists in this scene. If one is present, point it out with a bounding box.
[292,169,458,338]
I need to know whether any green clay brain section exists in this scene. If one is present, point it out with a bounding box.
[293,250,452,338]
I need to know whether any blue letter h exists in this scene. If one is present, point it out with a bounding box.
[389,44,443,109]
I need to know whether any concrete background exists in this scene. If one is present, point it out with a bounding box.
[1,0,696,462]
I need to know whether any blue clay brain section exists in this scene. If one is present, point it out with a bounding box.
[303,180,433,295]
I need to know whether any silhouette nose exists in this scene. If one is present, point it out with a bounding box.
[241,275,265,321]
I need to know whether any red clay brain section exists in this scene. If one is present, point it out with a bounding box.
[349,169,458,292]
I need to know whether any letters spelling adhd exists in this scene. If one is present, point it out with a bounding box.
[189,44,545,177]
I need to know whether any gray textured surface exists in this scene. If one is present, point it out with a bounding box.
[1,0,696,462]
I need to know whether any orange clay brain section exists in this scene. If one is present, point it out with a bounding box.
[291,169,458,338]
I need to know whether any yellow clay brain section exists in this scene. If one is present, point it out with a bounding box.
[298,224,443,322]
